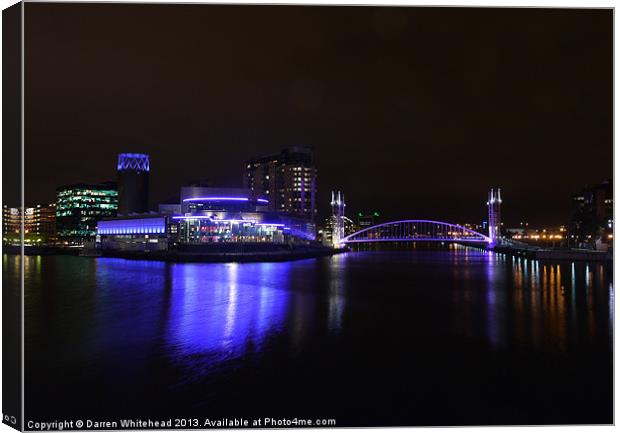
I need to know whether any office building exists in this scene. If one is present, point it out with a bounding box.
[3,203,57,245]
[27,203,57,243]
[117,153,150,215]
[2,206,20,245]
[56,182,118,243]
[244,146,317,219]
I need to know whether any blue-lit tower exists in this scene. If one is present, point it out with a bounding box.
[487,188,502,245]
[117,153,150,215]
[331,191,346,247]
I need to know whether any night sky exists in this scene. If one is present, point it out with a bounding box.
[22,4,612,226]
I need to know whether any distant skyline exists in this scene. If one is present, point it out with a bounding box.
[18,4,612,225]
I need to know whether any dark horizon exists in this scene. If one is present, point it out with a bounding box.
[20,4,612,226]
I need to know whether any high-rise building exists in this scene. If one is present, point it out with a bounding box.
[244,146,317,220]
[117,153,150,215]
[56,182,118,243]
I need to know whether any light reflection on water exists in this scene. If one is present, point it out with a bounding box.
[19,247,613,423]
[165,262,289,369]
[19,249,613,358]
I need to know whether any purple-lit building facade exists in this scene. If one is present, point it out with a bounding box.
[97,186,317,251]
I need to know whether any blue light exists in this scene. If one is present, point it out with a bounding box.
[97,217,165,235]
[165,262,290,364]
[117,153,150,172]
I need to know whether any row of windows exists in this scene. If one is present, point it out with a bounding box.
[58,196,117,203]
[57,210,115,217]
[58,190,117,197]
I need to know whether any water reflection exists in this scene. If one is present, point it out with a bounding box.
[165,262,290,373]
[20,250,613,423]
[327,254,347,333]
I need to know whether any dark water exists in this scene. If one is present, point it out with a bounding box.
[14,246,613,426]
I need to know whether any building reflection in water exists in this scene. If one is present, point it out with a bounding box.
[165,261,290,372]
[327,254,347,333]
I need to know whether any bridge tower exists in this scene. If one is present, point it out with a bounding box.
[487,188,502,245]
[330,191,346,247]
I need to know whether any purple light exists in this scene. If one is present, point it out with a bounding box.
[344,238,488,244]
[257,199,269,203]
[171,216,256,224]
[183,197,249,202]
[256,223,285,227]
[216,219,255,224]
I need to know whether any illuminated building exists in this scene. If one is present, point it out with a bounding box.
[28,203,57,243]
[117,153,149,215]
[98,186,316,251]
[97,215,168,252]
[173,186,314,244]
[320,215,356,247]
[180,186,268,214]
[244,146,317,220]
[2,206,20,245]
[56,182,118,243]
[3,203,57,245]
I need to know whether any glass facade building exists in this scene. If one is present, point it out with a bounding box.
[173,217,287,244]
[56,182,118,243]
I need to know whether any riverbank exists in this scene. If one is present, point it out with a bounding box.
[492,245,612,261]
[2,245,81,256]
[4,243,347,262]
[98,245,347,262]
